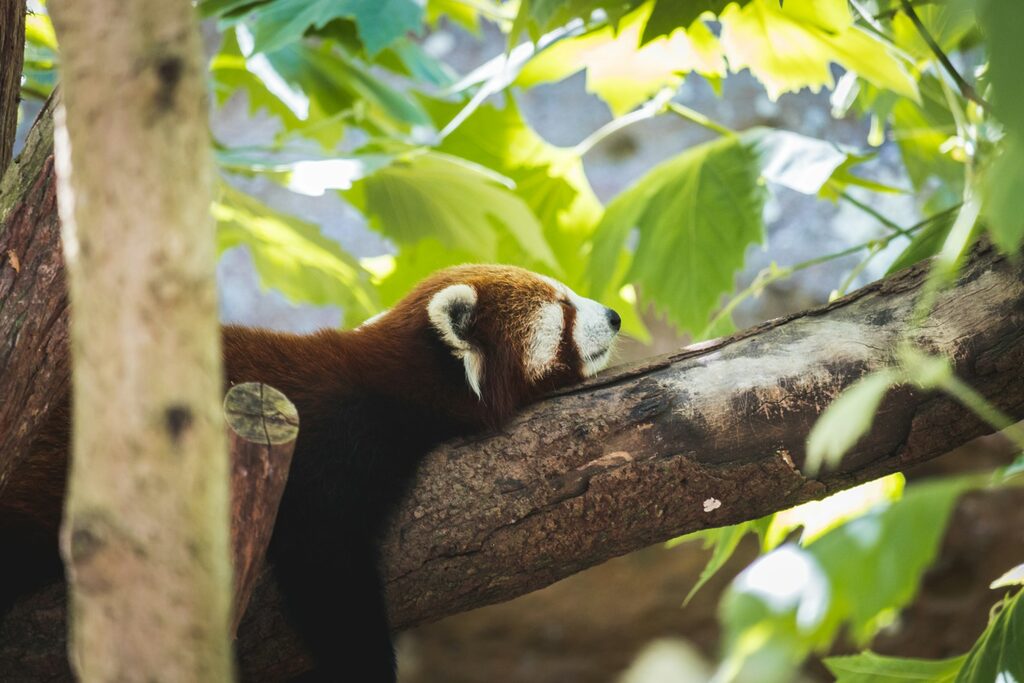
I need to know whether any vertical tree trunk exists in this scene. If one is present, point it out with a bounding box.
[47,1,233,680]
[0,0,25,175]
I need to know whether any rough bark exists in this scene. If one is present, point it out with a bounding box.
[0,0,25,175]
[0,94,65,500]
[2,241,1021,681]
[400,438,1024,683]
[47,0,232,679]
[225,383,298,635]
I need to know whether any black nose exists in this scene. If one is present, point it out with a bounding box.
[606,307,621,332]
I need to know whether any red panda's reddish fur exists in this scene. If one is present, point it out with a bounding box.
[0,264,602,682]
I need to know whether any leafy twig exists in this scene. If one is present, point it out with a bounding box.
[667,102,734,137]
[839,191,913,238]
[899,0,990,111]
[699,203,962,339]
[573,89,674,156]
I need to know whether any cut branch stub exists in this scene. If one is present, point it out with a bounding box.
[226,382,299,634]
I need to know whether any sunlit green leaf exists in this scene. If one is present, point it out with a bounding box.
[955,590,1024,683]
[345,151,558,268]
[25,11,57,50]
[241,0,424,55]
[825,651,965,683]
[641,0,743,45]
[805,370,900,474]
[891,2,976,65]
[890,75,964,203]
[589,134,766,334]
[765,474,905,551]
[263,42,430,147]
[425,0,487,32]
[518,4,724,116]
[210,30,303,132]
[982,136,1024,252]
[719,0,919,101]
[517,0,645,38]
[720,477,973,682]
[674,518,770,605]
[214,183,379,320]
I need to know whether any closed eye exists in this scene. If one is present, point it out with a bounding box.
[559,298,574,309]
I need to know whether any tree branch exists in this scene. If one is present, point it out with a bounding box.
[0,93,66,500]
[2,240,1022,680]
[899,0,990,111]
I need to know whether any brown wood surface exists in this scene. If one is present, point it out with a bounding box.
[0,94,66,501]
[226,382,299,635]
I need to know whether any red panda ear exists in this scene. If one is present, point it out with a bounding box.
[427,284,483,399]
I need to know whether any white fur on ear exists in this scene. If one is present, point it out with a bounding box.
[427,284,483,399]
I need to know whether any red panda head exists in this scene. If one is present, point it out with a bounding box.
[358,265,620,426]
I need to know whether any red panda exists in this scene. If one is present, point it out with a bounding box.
[0,264,620,681]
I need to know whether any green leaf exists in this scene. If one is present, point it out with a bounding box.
[243,0,424,55]
[990,563,1024,590]
[517,5,724,116]
[765,474,905,551]
[641,0,740,45]
[199,0,269,20]
[749,128,857,195]
[263,42,430,147]
[214,183,378,320]
[885,207,960,274]
[589,134,766,334]
[719,0,919,101]
[676,519,769,604]
[210,30,303,132]
[426,0,497,33]
[805,370,900,474]
[720,477,973,681]
[981,134,1024,253]
[955,590,1024,683]
[345,151,558,268]
[890,75,964,202]
[891,2,976,65]
[825,651,965,683]
[518,0,645,37]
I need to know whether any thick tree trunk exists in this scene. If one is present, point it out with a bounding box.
[1,241,1020,681]
[47,0,232,679]
[0,0,25,175]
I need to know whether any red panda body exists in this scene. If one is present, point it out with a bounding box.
[0,265,620,681]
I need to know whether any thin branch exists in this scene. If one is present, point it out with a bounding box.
[839,191,913,238]
[573,89,674,156]
[667,102,735,137]
[899,0,990,111]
